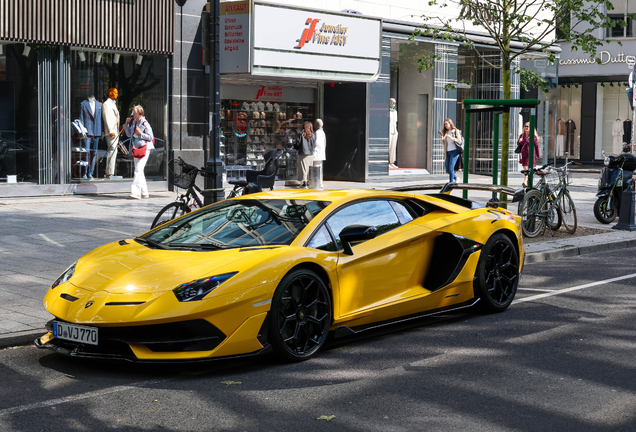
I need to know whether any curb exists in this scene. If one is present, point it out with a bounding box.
[0,329,44,350]
[525,238,636,263]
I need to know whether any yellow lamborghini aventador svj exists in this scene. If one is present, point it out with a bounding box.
[37,186,524,362]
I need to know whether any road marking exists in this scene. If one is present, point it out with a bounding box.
[95,228,133,236]
[516,272,636,304]
[0,379,162,416]
[518,288,553,292]
[38,234,64,247]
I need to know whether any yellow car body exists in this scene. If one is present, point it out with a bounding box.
[37,188,524,362]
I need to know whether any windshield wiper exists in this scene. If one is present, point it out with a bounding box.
[135,237,169,250]
[168,242,231,251]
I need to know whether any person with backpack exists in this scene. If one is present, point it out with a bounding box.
[125,105,154,199]
[439,118,463,183]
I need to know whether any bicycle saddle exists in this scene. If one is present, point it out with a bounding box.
[228,180,249,187]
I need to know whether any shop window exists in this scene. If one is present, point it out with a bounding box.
[556,84,582,159]
[0,44,40,185]
[220,95,315,181]
[595,82,632,159]
[69,51,167,182]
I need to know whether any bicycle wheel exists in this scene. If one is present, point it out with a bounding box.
[560,191,577,234]
[546,200,562,231]
[151,202,190,229]
[518,189,544,238]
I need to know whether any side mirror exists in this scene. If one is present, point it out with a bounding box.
[512,188,525,203]
[339,225,377,255]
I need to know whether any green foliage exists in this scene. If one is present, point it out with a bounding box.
[518,69,549,93]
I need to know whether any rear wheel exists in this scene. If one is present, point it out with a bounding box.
[518,189,544,238]
[151,201,190,229]
[561,191,577,233]
[593,196,617,224]
[269,269,332,362]
[474,233,519,312]
[546,200,562,231]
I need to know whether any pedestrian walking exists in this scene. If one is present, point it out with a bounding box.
[439,118,462,183]
[313,119,326,188]
[125,105,154,199]
[517,122,540,187]
[295,121,315,188]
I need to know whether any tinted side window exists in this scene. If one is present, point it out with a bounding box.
[326,200,401,249]
[390,201,415,224]
[307,225,337,251]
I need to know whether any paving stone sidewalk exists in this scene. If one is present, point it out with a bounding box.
[1,172,633,348]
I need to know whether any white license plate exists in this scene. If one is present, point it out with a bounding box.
[53,321,98,345]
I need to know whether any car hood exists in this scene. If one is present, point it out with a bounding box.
[69,240,266,295]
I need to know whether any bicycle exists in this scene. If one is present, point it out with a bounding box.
[151,157,207,229]
[518,161,578,238]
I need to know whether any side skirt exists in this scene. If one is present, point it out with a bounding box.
[332,298,480,339]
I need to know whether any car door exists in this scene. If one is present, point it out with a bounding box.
[325,199,428,318]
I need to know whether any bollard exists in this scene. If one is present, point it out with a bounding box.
[613,182,636,231]
[309,165,322,190]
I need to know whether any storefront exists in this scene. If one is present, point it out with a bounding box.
[219,1,382,183]
[557,42,636,162]
[0,0,173,196]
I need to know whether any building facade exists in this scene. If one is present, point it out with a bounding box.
[0,0,559,197]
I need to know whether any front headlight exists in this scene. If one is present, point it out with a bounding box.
[173,272,238,302]
[604,157,610,166]
[51,262,77,289]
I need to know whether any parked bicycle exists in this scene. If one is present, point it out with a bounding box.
[518,161,578,238]
[150,157,207,229]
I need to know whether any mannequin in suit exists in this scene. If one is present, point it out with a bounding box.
[102,88,121,178]
[79,95,103,179]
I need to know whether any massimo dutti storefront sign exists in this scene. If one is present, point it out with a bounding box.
[559,42,636,77]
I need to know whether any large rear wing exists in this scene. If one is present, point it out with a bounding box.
[389,182,525,208]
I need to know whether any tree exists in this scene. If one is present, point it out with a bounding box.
[414,0,633,188]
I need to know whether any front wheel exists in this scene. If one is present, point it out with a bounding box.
[518,189,544,238]
[593,196,616,224]
[546,200,562,231]
[474,233,519,312]
[268,269,332,362]
[151,201,190,229]
[560,192,577,233]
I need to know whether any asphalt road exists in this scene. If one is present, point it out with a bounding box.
[1,248,635,432]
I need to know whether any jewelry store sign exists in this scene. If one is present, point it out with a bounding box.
[220,0,251,73]
[251,1,382,81]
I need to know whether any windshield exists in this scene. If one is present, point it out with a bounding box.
[141,199,331,249]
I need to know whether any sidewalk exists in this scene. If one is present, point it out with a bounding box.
[1,171,634,349]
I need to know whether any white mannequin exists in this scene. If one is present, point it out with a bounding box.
[389,98,398,168]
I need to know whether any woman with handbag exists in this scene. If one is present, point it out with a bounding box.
[295,121,316,188]
[517,122,540,187]
[439,118,462,183]
[125,105,154,199]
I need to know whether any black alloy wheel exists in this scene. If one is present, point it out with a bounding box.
[269,269,332,362]
[475,233,519,312]
[151,201,190,229]
[593,196,617,224]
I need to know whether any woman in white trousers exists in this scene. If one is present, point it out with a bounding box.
[313,119,326,188]
[125,105,155,199]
